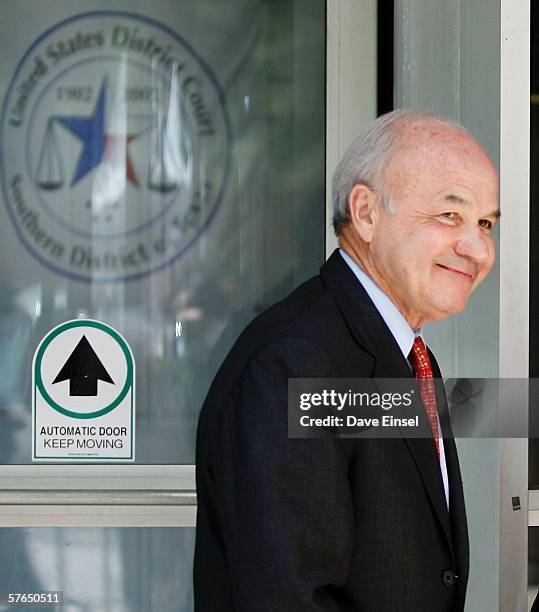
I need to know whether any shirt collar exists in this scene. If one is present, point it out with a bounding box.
[339,249,422,358]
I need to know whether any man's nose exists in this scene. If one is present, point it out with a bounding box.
[454,226,492,263]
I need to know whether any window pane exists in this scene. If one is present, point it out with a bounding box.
[0,527,194,611]
[0,1,326,464]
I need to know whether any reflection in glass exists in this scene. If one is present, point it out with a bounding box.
[0,0,325,464]
[90,56,128,214]
[0,528,194,612]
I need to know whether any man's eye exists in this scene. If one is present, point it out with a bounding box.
[439,212,458,221]
[479,219,493,230]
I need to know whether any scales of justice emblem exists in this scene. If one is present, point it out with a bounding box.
[36,62,192,199]
[1,12,230,282]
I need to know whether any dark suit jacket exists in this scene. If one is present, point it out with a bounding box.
[194,249,469,611]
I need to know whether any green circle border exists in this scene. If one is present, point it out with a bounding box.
[35,320,133,419]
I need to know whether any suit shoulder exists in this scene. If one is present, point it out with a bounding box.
[229,274,335,352]
[250,275,337,339]
[204,274,337,398]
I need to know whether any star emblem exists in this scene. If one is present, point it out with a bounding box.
[55,79,140,187]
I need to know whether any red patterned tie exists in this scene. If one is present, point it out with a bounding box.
[409,337,440,456]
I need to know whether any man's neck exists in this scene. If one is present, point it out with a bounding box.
[338,234,424,330]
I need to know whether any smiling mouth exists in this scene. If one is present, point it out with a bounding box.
[436,264,474,281]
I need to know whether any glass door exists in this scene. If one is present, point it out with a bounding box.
[0,0,327,608]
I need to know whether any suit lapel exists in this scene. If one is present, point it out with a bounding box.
[320,250,453,552]
[430,351,469,577]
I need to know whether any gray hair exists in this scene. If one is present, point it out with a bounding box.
[331,109,470,235]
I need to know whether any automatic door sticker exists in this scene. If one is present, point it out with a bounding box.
[32,319,135,461]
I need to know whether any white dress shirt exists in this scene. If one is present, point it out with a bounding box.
[339,249,450,508]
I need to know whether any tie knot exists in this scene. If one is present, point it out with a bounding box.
[409,337,433,378]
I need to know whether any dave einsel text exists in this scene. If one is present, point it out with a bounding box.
[300,415,419,428]
[0,591,63,606]
[299,389,414,411]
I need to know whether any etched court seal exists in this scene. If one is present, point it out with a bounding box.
[1,11,231,282]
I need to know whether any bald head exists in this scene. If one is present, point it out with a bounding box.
[332,109,497,235]
[383,119,498,206]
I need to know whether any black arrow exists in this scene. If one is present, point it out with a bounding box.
[52,335,114,396]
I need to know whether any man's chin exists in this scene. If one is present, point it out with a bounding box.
[429,296,470,321]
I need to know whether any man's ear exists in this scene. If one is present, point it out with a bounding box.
[348,184,379,243]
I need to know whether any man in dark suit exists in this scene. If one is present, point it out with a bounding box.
[194,109,499,611]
